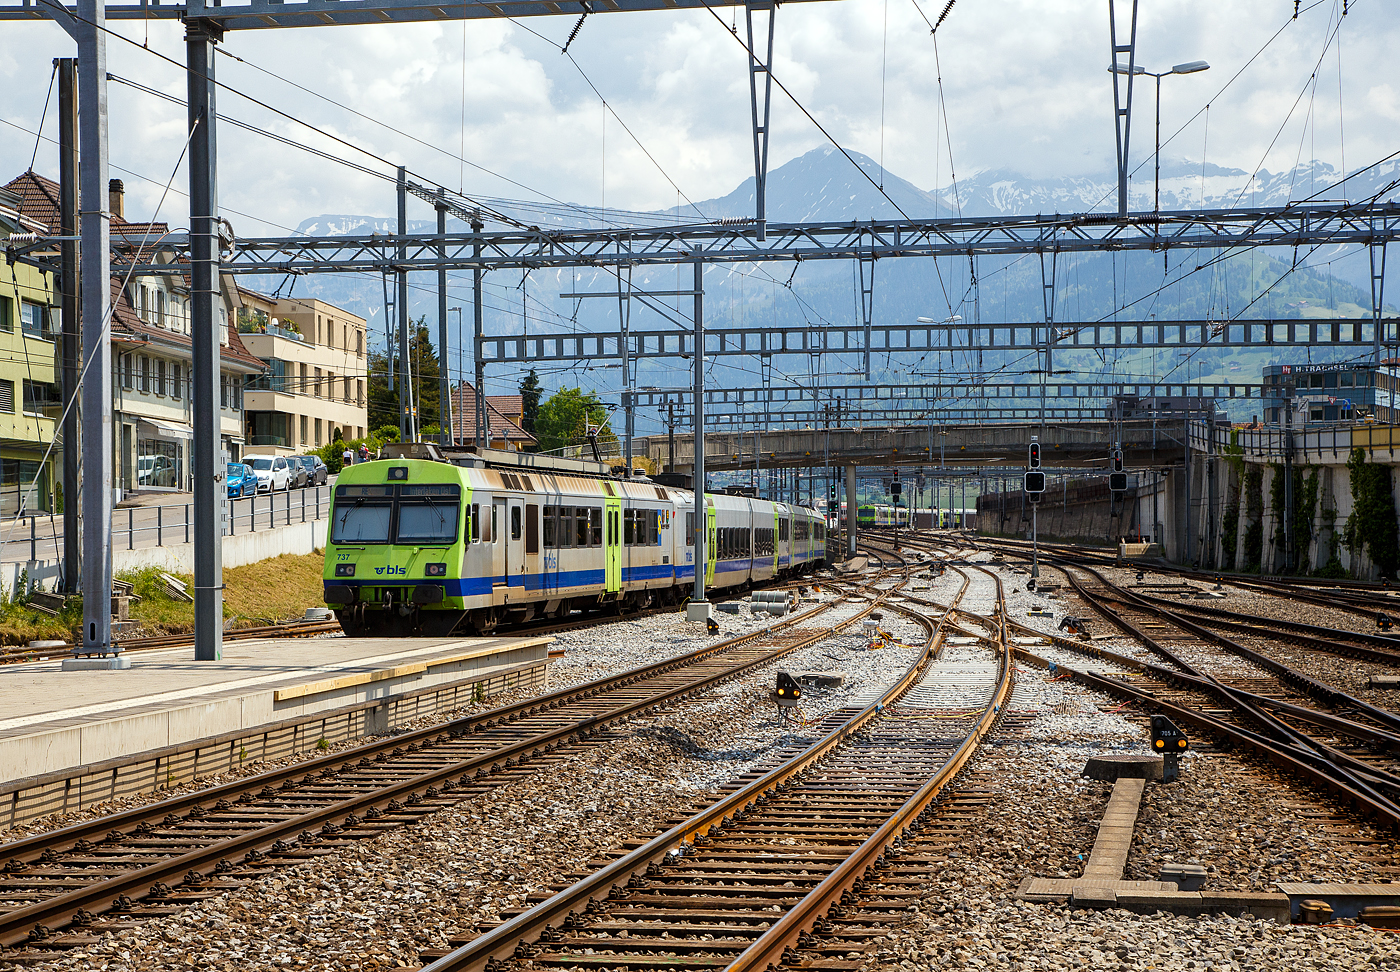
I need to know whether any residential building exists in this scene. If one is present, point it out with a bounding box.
[239,292,368,453]
[448,382,536,450]
[0,184,59,514]
[7,172,265,493]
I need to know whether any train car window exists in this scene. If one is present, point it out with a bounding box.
[511,506,523,541]
[525,504,539,554]
[591,507,604,546]
[470,504,480,543]
[650,510,660,545]
[685,512,695,546]
[575,507,590,546]
[396,485,461,545]
[623,509,635,546]
[543,506,555,547]
[521,475,534,491]
[331,486,394,544]
[490,503,498,543]
[780,519,790,541]
[559,509,573,547]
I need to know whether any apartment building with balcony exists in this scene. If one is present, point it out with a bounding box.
[0,181,60,514]
[8,171,265,493]
[239,291,368,454]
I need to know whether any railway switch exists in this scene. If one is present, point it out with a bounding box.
[1150,715,1189,783]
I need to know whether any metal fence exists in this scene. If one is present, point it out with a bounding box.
[0,485,331,562]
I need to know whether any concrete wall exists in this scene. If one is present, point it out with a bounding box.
[975,480,1140,545]
[1151,421,1400,578]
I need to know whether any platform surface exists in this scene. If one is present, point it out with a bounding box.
[0,634,550,782]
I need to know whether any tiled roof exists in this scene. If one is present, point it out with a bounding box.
[3,171,60,234]
[485,394,524,417]
[449,383,535,444]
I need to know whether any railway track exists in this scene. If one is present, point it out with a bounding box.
[415,557,1011,972]
[0,574,901,960]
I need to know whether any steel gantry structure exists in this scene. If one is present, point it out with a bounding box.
[3,0,804,661]
[5,0,1398,661]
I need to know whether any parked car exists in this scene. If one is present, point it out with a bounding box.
[283,456,310,489]
[137,454,178,488]
[292,454,329,487]
[249,455,291,492]
[226,462,256,498]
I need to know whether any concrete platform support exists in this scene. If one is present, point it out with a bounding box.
[0,660,547,830]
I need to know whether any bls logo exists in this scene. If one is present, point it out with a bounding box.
[374,565,407,576]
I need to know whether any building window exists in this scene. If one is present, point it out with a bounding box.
[314,368,322,398]
[20,301,49,339]
[121,354,134,390]
[300,415,308,445]
[156,290,166,328]
[344,375,352,402]
[139,356,150,393]
[172,363,182,400]
[0,296,12,332]
[23,380,58,416]
[0,379,13,413]
[299,362,308,395]
[357,379,364,405]
[315,418,322,446]
[155,359,166,396]
[356,328,363,354]
[235,378,243,409]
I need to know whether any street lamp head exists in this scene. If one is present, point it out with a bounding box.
[1109,63,1147,75]
[1171,60,1210,74]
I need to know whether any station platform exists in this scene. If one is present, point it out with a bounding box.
[0,634,551,829]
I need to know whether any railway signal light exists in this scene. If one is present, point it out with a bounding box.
[1109,446,1127,492]
[1024,470,1046,495]
[1029,438,1041,469]
[1379,613,1394,632]
[1151,714,1189,783]
[890,478,902,498]
[773,671,802,710]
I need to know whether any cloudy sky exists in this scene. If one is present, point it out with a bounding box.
[1,0,1395,236]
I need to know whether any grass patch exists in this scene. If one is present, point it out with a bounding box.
[0,552,329,645]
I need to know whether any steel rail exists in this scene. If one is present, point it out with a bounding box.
[724,566,1011,972]
[0,584,897,948]
[421,562,986,972]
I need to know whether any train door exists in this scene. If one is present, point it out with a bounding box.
[491,497,507,588]
[506,498,525,587]
[705,502,717,586]
[525,503,539,592]
[604,496,622,593]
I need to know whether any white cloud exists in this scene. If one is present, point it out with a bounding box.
[0,0,1394,232]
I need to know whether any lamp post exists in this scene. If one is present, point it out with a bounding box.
[1110,60,1210,213]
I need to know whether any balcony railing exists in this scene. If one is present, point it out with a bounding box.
[249,434,288,446]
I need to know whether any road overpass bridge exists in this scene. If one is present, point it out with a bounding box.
[638,421,1191,474]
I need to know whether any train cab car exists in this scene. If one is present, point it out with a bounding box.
[323,444,826,637]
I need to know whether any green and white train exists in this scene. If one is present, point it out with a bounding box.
[322,446,828,636]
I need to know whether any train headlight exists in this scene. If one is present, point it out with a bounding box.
[425,562,448,577]
[387,466,409,481]
[334,563,356,577]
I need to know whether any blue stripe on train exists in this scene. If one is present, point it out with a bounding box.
[326,552,821,600]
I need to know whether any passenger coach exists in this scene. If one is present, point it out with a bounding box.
[323,444,826,636]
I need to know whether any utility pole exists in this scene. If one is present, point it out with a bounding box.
[436,190,450,446]
[686,248,708,621]
[666,401,676,471]
[472,215,486,449]
[74,0,116,663]
[187,18,223,661]
[396,167,412,442]
[57,57,78,594]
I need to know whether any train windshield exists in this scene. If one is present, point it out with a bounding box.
[331,486,394,544]
[397,485,461,544]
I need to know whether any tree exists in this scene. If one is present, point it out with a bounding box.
[364,316,441,439]
[535,388,615,454]
[519,369,542,434]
